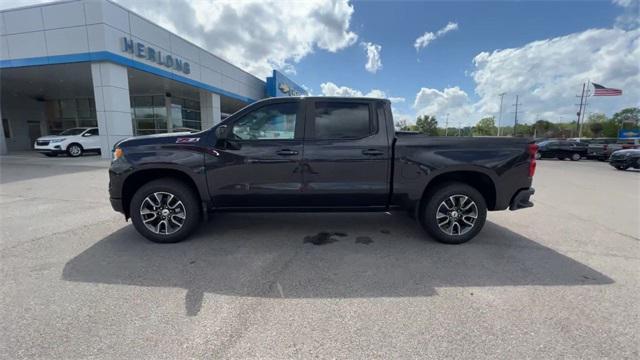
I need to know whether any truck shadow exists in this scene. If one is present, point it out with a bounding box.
[62,213,613,316]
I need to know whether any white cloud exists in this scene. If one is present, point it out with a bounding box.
[320,82,405,103]
[472,28,640,123]
[612,0,640,29]
[413,87,472,126]
[124,0,359,78]
[414,22,459,51]
[361,42,383,73]
[409,27,640,126]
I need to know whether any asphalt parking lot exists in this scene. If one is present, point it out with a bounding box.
[1,153,638,359]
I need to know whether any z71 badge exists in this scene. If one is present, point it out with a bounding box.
[176,137,200,143]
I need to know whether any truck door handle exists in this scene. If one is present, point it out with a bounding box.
[362,149,384,156]
[276,149,299,156]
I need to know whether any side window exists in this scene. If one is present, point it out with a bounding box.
[231,102,297,140]
[87,128,99,136]
[313,102,371,139]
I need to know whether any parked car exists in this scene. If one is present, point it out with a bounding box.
[109,97,537,244]
[34,127,100,157]
[587,138,618,160]
[609,149,640,170]
[536,140,588,161]
[604,138,640,159]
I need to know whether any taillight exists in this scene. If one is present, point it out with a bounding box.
[528,144,538,177]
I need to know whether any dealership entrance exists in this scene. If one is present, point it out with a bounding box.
[1,63,248,156]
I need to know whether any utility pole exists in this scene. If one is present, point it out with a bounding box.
[497,92,506,136]
[458,121,462,136]
[575,82,586,137]
[579,81,591,139]
[512,95,522,136]
[444,113,450,136]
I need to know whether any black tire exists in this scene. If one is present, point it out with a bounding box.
[130,178,202,243]
[419,182,488,245]
[44,153,57,157]
[556,155,565,160]
[66,143,83,157]
[570,153,581,161]
[616,165,628,171]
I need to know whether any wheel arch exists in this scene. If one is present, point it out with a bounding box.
[121,168,204,218]
[420,170,497,211]
[66,142,83,150]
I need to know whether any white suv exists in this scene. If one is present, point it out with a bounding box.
[34,127,101,157]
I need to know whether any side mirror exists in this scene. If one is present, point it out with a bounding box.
[82,133,92,137]
[215,125,228,140]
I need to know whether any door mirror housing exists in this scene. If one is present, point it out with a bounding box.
[215,125,228,140]
[82,133,92,137]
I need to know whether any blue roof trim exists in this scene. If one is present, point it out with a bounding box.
[0,51,257,104]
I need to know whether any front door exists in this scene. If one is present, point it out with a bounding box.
[206,100,305,208]
[300,100,390,207]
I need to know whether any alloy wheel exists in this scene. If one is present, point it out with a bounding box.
[436,194,478,236]
[69,145,82,156]
[139,192,187,235]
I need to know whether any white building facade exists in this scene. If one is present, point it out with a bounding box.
[0,0,306,157]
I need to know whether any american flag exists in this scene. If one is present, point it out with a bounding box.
[592,83,622,96]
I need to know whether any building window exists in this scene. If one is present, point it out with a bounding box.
[131,95,201,135]
[131,95,167,135]
[45,98,97,134]
[2,118,10,138]
[170,97,201,132]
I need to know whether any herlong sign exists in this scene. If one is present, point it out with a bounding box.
[121,37,191,75]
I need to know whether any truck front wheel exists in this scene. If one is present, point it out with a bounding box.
[130,178,201,243]
[420,182,488,244]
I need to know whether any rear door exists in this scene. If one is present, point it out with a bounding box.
[206,99,305,208]
[300,99,390,208]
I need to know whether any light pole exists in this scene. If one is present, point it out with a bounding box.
[444,113,450,136]
[498,92,506,136]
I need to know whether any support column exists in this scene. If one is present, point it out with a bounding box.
[200,90,221,130]
[0,106,7,155]
[91,62,133,159]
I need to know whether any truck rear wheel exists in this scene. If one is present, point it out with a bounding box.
[130,178,201,243]
[420,182,487,244]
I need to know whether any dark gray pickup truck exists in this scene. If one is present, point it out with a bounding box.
[109,97,537,244]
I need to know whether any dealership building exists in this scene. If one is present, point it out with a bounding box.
[0,0,306,157]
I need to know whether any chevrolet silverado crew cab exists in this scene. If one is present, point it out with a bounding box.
[109,97,537,244]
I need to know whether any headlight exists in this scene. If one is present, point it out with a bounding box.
[50,138,66,143]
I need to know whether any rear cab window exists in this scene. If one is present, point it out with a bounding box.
[310,101,374,139]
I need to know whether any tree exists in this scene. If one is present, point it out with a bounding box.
[473,116,496,136]
[587,113,608,137]
[395,119,408,130]
[415,115,438,136]
[533,120,554,138]
[612,107,640,129]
